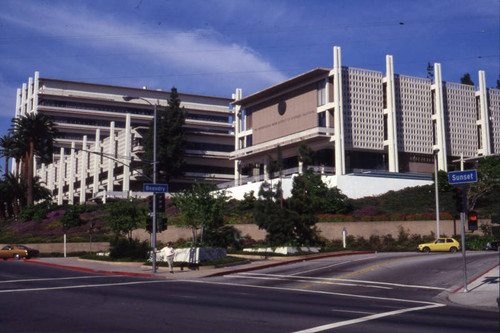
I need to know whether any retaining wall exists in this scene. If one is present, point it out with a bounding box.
[133,219,491,244]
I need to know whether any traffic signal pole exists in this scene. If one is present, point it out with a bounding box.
[460,211,468,292]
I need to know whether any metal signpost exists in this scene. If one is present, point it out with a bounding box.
[143,183,169,273]
[448,170,477,292]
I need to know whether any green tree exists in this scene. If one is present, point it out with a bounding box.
[171,181,229,246]
[298,143,315,169]
[460,73,474,86]
[0,134,15,175]
[322,187,351,214]
[3,172,26,216]
[288,168,325,245]
[11,113,57,205]
[104,199,148,240]
[142,88,186,185]
[254,181,298,246]
[467,156,500,211]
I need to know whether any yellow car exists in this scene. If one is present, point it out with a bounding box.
[417,238,461,253]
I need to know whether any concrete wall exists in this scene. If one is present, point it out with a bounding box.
[0,242,110,254]
[132,219,491,244]
[225,173,432,200]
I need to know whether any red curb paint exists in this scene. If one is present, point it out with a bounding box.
[451,263,500,294]
[24,259,153,278]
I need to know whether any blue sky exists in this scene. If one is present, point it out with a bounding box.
[0,0,498,140]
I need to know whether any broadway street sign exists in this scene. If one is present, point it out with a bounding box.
[143,183,169,193]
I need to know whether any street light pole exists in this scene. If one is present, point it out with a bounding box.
[123,96,158,273]
[433,148,440,238]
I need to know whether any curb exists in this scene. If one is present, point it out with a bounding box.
[23,259,154,278]
[206,251,376,277]
[22,251,375,279]
[450,263,499,294]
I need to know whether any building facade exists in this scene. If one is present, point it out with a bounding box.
[14,72,234,204]
[230,46,499,188]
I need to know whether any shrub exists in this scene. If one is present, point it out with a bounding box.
[390,213,405,221]
[109,237,150,260]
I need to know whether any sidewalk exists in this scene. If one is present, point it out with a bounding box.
[447,264,500,311]
[24,253,500,311]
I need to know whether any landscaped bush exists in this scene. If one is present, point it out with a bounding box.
[109,237,150,260]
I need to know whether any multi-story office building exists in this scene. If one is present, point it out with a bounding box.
[228,46,499,197]
[14,72,234,204]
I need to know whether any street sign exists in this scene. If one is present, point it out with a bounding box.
[448,170,477,184]
[143,183,169,193]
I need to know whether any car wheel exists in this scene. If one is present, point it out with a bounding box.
[449,247,458,253]
[13,253,21,260]
[423,247,430,253]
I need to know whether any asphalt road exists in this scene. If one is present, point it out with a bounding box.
[0,252,498,332]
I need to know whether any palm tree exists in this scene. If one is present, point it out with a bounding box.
[0,134,15,175]
[3,172,26,216]
[11,113,57,205]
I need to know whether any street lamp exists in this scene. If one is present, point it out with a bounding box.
[123,96,158,273]
[433,148,440,238]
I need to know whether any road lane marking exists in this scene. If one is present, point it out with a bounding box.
[188,279,444,306]
[298,256,422,289]
[0,275,124,284]
[230,275,392,289]
[0,279,170,293]
[235,272,446,290]
[330,309,375,315]
[290,255,378,276]
[292,303,446,332]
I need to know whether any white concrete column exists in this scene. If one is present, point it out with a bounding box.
[33,71,40,114]
[122,114,131,192]
[79,135,88,204]
[433,63,448,171]
[27,77,33,114]
[233,88,242,185]
[107,122,115,192]
[15,88,21,117]
[477,70,491,156]
[57,147,65,205]
[332,46,346,175]
[68,142,76,204]
[385,55,399,172]
[48,163,55,192]
[21,83,27,116]
[93,129,101,196]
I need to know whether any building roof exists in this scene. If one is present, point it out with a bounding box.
[232,67,330,106]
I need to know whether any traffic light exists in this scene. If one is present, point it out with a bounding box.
[38,135,53,164]
[468,211,478,231]
[157,217,167,232]
[147,195,154,212]
[453,186,467,213]
[156,194,166,212]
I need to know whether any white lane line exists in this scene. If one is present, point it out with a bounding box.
[293,303,446,333]
[236,272,446,291]
[291,255,378,276]
[229,275,392,290]
[0,275,124,284]
[330,309,375,315]
[187,279,444,306]
[0,279,170,293]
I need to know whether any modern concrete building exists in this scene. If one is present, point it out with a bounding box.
[12,45,499,203]
[225,46,499,199]
[14,72,234,204]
